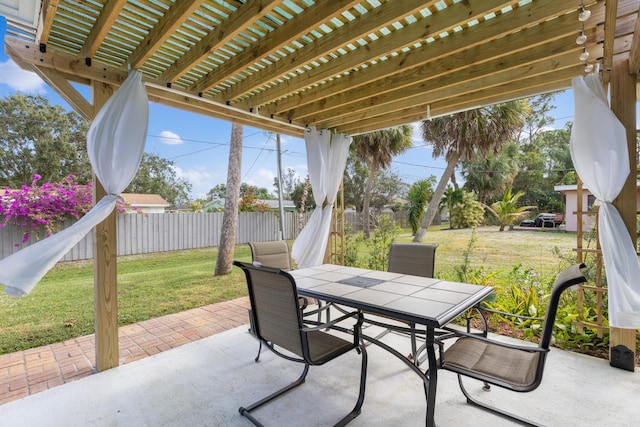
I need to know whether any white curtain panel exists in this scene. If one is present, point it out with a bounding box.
[292,127,351,268]
[0,70,149,297]
[570,72,640,328]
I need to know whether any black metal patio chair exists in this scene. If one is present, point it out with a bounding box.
[439,263,587,426]
[248,241,330,360]
[234,260,368,427]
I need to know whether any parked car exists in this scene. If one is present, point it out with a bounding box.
[520,213,561,228]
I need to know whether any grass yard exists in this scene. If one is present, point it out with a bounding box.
[0,226,582,355]
[395,225,579,280]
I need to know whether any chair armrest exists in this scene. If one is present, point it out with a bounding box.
[440,328,548,354]
[301,310,363,332]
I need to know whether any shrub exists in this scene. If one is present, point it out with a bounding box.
[0,174,135,245]
[366,214,400,271]
[0,174,93,244]
[449,191,484,228]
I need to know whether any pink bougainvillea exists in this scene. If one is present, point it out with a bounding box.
[0,175,134,245]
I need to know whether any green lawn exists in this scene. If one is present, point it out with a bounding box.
[0,226,581,355]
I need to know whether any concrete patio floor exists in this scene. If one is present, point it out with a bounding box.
[0,312,638,426]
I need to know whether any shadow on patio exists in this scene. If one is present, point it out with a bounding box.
[0,306,638,427]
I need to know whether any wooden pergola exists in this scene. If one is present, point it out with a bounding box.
[1,0,638,370]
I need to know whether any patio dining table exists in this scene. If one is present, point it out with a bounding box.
[289,264,494,427]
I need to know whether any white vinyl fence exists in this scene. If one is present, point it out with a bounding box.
[0,210,409,262]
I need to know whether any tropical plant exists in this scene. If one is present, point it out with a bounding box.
[449,191,484,229]
[406,178,436,235]
[350,125,412,239]
[485,186,537,231]
[413,100,529,242]
[238,187,275,213]
[439,185,463,227]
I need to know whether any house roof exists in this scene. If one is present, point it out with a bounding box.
[259,199,296,209]
[120,193,170,207]
[3,1,638,137]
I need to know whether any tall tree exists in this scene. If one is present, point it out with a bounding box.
[127,153,192,205]
[215,123,243,276]
[0,94,91,186]
[272,167,300,199]
[512,124,573,212]
[350,125,413,238]
[515,93,557,144]
[461,142,518,204]
[414,100,529,242]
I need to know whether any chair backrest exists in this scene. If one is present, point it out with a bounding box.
[234,261,303,357]
[539,263,587,350]
[249,240,292,270]
[388,242,438,278]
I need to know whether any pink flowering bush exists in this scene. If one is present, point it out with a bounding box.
[0,175,135,245]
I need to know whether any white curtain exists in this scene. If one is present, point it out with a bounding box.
[292,127,351,268]
[0,70,149,297]
[570,71,640,328]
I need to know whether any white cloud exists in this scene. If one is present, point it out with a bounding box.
[173,165,220,199]
[245,168,276,192]
[158,130,184,145]
[0,59,47,93]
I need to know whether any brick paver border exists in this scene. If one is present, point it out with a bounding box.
[0,297,250,405]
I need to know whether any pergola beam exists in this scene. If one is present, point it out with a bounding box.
[236,0,578,111]
[206,0,445,101]
[189,0,362,95]
[128,0,201,69]
[4,37,304,137]
[292,39,598,125]
[80,0,128,60]
[158,0,281,84]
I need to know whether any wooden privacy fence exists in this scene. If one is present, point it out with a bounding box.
[0,210,409,262]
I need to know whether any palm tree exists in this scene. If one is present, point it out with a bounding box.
[461,142,518,204]
[413,100,529,242]
[485,186,536,231]
[351,125,412,238]
[215,123,243,276]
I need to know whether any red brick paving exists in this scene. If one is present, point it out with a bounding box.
[0,296,250,405]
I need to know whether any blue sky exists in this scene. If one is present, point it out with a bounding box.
[0,17,590,199]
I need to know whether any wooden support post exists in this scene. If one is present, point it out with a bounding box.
[92,80,119,371]
[610,58,637,367]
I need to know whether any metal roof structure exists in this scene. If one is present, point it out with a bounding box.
[2,0,638,138]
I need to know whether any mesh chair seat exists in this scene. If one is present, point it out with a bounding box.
[307,330,355,364]
[443,338,541,388]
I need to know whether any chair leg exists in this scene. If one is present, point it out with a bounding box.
[334,344,368,427]
[254,340,263,363]
[239,363,310,426]
[456,375,542,427]
[240,346,367,427]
